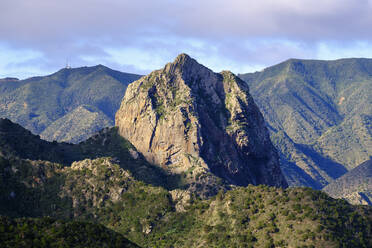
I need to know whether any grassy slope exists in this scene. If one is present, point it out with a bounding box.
[239,58,372,189]
[0,65,141,143]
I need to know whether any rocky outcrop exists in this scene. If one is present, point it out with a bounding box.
[65,158,133,210]
[115,54,288,190]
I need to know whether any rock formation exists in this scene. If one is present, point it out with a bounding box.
[115,54,288,189]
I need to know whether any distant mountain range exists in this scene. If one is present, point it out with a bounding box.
[239,58,372,189]
[0,65,141,143]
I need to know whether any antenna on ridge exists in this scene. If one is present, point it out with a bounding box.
[65,59,71,69]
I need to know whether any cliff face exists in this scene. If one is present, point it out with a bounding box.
[115,54,287,189]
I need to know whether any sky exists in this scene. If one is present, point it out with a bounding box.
[1,0,372,79]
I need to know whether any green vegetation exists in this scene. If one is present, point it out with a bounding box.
[0,118,372,247]
[145,72,193,121]
[239,58,372,190]
[2,157,371,248]
[0,118,173,188]
[0,216,139,247]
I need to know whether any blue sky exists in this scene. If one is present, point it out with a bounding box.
[1,0,372,79]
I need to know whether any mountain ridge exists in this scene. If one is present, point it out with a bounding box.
[0,65,142,143]
[239,57,372,189]
[323,159,372,205]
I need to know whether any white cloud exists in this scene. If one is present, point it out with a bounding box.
[316,41,372,60]
[1,0,372,77]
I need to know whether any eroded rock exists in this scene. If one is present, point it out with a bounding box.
[115,54,288,191]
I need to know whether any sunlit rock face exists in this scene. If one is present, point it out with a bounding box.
[116,54,288,190]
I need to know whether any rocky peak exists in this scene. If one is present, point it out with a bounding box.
[170,53,194,68]
[115,54,288,194]
[163,53,217,87]
[166,53,201,71]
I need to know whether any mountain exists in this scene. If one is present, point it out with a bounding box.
[0,65,141,143]
[323,159,372,205]
[40,105,112,144]
[1,55,372,247]
[239,58,372,189]
[116,53,288,196]
[1,120,371,247]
